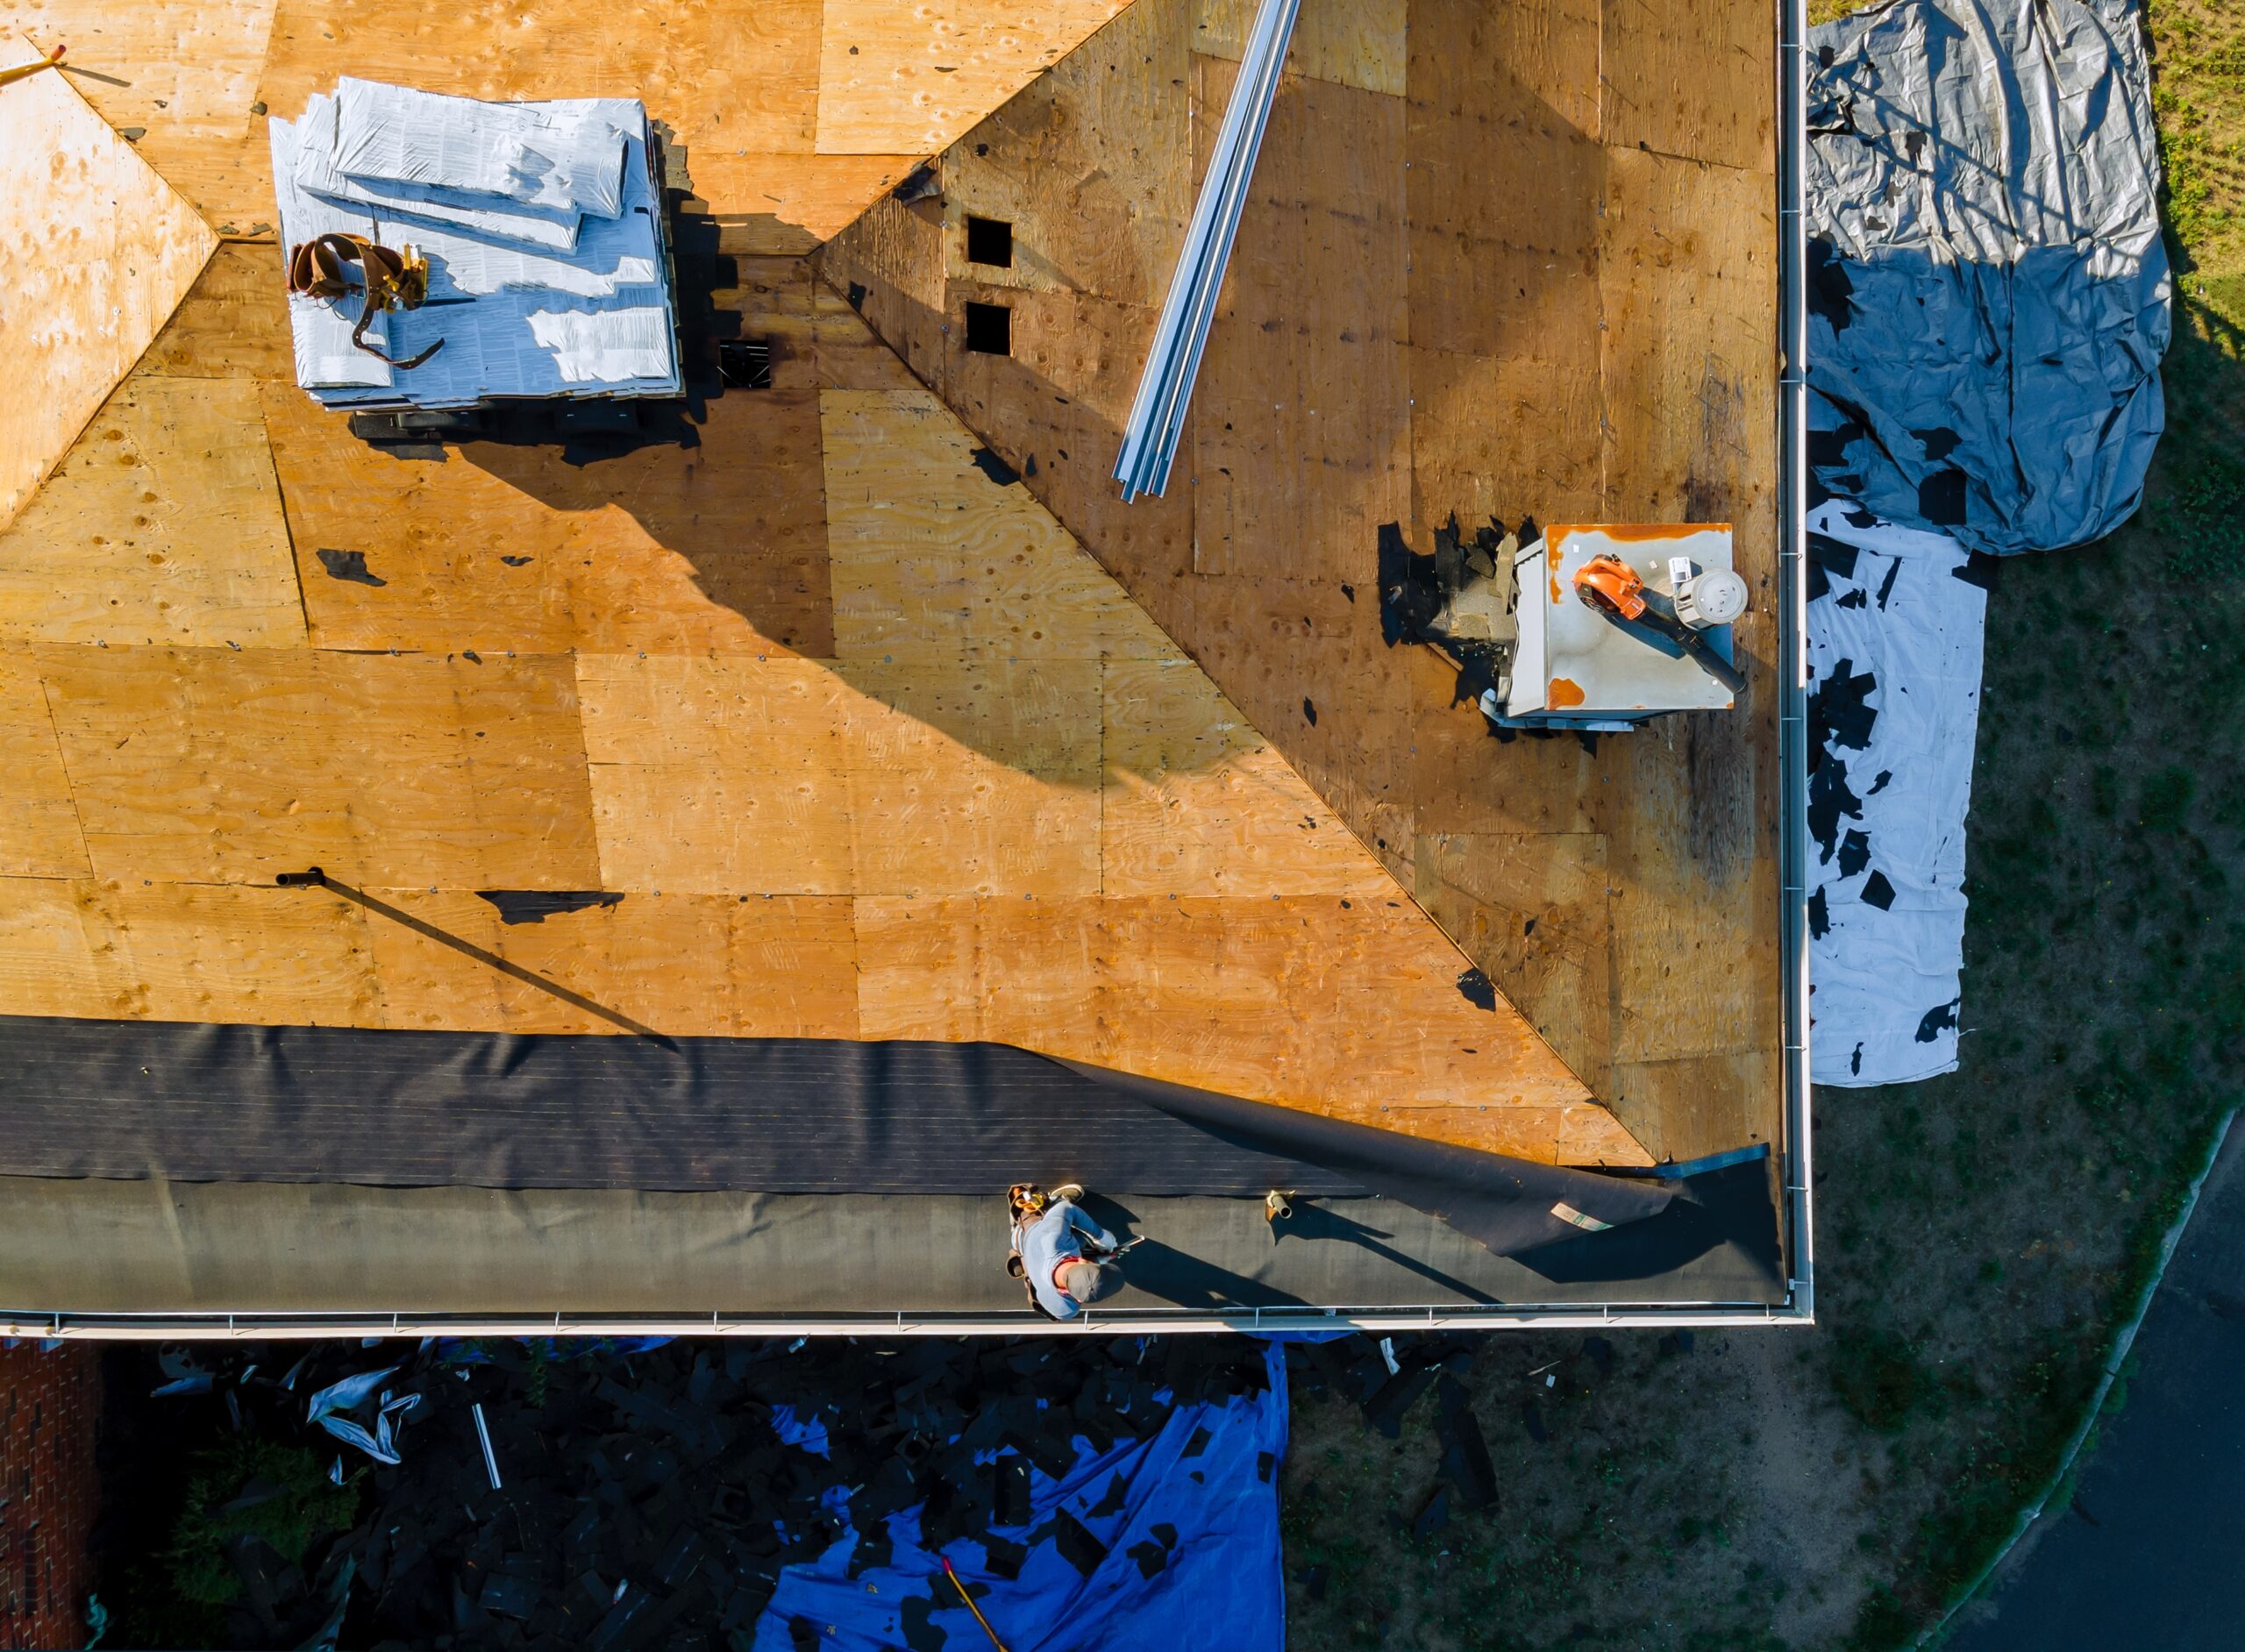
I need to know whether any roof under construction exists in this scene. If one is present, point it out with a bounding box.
[0,0,1808,1333]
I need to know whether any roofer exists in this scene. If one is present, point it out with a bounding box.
[1008,1184,1130,1320]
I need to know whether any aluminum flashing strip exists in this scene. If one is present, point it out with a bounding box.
[1111,0,1302,502]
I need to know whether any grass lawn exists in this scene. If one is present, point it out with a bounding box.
[1278,3,2245,1646]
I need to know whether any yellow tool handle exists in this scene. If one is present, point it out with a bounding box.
[0,44,66,89]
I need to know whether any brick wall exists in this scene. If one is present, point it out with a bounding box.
[0,1343,100,1651]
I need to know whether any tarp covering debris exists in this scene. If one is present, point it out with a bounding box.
[122,1336,1286,1651]
[1806,0,2170,552]
[1806,502,1988,1086]
[754,1345,1286,1652]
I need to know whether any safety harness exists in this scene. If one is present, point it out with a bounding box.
[286,233,445,369]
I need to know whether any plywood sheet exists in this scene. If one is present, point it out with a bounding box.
[1405,0,1608,545]
[1598,0,1772,174]
[1097,896,1605,1155]
[1102,658,1393,897]
[38,644,601,889]
[816,0,1133,155]
[361,889,861,1037]
[0,648,92,879]
[578,653,859,898]
[139,242,294,380]
[0,874,380,1025]
[12,0,283,231]
[837,658,1103,897]
[1406,0,1600,141]
[578,651,1103,900]
[853,894,1621,1162]
[263,383,833,658]
[820,388,1172,662]
[0,33,216,530]
[1607,1050,1775,1167]
[930,0,1195,308]
[0,374,304,646]
[1189,61,1409,581]
[1597,147,1777,530]
[1414,830,1611,1095]
[935,288,1195,605]
[1194,0,1406,95]
[258,0,819,216]
[715,157,924,252]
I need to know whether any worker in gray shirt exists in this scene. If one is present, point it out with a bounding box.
[1008,1183,1131,1320]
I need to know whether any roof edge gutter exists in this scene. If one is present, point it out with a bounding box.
[4,1302,1814,1341]
[1775,0,1816,1324]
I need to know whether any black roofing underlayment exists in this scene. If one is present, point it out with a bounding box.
[0,1015,1775,1271]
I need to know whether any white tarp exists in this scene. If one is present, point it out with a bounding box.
[331,75,627,220]
[1806,501,1989,1086]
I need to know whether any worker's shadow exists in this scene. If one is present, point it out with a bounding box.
[1081,1193,1498,1310]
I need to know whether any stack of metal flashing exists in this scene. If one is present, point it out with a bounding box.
[270,78,681,411]
[1112,0,1302,502]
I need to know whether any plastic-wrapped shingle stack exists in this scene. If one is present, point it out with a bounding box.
[271,78,680,410]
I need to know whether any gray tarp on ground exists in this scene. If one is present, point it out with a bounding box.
[1806,0,2170,552]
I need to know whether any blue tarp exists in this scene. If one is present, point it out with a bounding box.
[753,1344,1288,1652]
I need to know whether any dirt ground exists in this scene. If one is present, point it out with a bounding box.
[1279,3,2245,1647]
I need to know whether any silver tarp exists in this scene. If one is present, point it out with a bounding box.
[1806,0,2170,552]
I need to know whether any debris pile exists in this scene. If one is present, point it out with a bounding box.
[119,1335,1286,1651]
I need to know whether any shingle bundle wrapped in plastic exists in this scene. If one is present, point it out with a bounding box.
[272,78,681,410]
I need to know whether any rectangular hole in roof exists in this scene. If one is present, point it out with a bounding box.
[718,337,773,390]
[965,215,1014,269]
[963,302,1011,356]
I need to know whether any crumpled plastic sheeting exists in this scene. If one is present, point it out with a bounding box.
[754,1345,1286,1652]
[1806,501,1989,1086]
[1807,0,2170,552]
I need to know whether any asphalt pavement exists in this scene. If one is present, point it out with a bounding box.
[1943,1119,2245,1652]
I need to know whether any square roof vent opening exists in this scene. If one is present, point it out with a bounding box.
[966,215,1014,268]
[963,301,1011,356]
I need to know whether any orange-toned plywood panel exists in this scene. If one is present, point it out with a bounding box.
[262,383,833,659]
[12,0,283,231]
[925,0,1194,308]
[1598,0,1772,174]
[837,658,1103,898]
[576,654,859,897]
[577,651,1103,901]
[1194,0,1406,95]
[1101,658,1393,898]
[852,894,1623,1163]
[820,388,1172,662]
[0,874,380,1025]
[361,888,862,1037]
[37,644,601,889]
[1414,830,1612,1097]
[0,374,304,646]
[1189,61,1408,582]
[139,243,295,381]
[815,0,1134,156]
[0,649,93,879]
[0,32,216,530]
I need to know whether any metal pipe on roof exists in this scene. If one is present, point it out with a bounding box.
[1112,0,1303,502]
